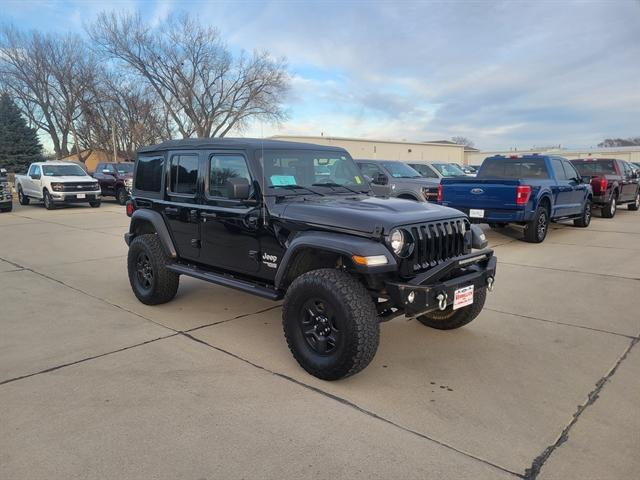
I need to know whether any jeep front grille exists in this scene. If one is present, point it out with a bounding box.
[400,219,470,276]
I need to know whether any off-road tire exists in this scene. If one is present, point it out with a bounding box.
[282,268,380,380]
[127,234,179,305]
[89,201,101,208]
[18,187,29,205]
[116,187,128,205]
[43,189,56,210]
[573,199,592,227]
[523,206,549,243]
[601,193,617,218]
[416,287,487,330]
[628,191,639,211]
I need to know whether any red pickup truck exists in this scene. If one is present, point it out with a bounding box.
[92,162,134,205]
[569,158,640,218]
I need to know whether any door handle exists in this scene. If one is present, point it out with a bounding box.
[200,212,217,220]
[164,207,179,216]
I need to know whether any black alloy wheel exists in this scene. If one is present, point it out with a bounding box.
[117,187,128,205]
[300,298,340,355]
[134,251,154,294]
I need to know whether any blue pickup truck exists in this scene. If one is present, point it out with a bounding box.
[439,154,593,243]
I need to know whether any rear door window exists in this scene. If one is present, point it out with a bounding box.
[550,159,568,180]
[169,154,199,195]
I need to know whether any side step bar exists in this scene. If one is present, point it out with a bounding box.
[167,263,283,301]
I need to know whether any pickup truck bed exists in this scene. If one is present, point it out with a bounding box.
[440,155,593,243]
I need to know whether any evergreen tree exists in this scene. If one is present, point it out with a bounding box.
[0,94,43,173]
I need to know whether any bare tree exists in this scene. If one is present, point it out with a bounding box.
[77,72,171,160]
[451,136,475,148]
[88,12,289,139]
[597,137,640,148]
[0,26,98,159]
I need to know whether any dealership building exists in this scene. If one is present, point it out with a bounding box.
[465,146,640,166]
[270,135,467,165]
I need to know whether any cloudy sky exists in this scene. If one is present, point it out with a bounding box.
[2,0,639,150]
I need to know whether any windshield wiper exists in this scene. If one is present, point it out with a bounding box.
[311,182,368,194]
[270,185,325,196]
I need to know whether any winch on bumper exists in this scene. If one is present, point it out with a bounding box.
[385,250,497,317]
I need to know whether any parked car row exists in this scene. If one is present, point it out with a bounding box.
[354,155,639,244]
[0,168,12,212]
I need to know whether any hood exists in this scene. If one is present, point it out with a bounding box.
[46,175,95,183]
[273,195,466,234]
[391,177,440,187]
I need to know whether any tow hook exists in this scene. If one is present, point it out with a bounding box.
[487,276,495,292]
[436,292,448,311]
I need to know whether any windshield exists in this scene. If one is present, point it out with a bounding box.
[381,161,421,178]
[432,163,466,177]
[116,163,133,174]
[571,160,617,176]
[478,158,549,179]
[42,164,87,177]
[263,150,368,193]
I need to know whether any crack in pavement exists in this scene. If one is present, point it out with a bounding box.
[522,336,639,479]
[0,334,177,386]
[485,307,639,340]
[178,331,524,478]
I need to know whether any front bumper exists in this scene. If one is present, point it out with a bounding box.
[51,191,102,203]
[385,250,497,317]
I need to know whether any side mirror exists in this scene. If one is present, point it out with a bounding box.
[30,174,41,180]
[362,174,373,183]
[373,173,389,185]
[581,176,592,184]
[225,177,250,200]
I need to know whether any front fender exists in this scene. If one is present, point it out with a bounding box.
[274,231,397,289]
[125,209,177,258]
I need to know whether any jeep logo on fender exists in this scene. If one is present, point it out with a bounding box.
[470,188,484,194]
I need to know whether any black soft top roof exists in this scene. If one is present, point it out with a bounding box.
[137,137,347,154]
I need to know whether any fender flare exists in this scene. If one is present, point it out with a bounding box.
[274,231,397,289]
[126,209,177,258]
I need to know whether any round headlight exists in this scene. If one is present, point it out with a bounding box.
[389,229,405,255]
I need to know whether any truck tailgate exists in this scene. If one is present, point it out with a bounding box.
[440,179,521,210]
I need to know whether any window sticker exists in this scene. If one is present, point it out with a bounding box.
[354,175,362,184]
[270,175,297,186]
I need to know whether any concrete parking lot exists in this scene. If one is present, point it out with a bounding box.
[0,200,638,479]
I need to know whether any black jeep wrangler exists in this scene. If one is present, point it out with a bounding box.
[125,139,497,380]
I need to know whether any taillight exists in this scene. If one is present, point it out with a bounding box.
[437,184,443,202]
[516,185,532,205]
[599,177,608,193]
[126,200,135,217]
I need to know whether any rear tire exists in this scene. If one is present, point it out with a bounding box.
[601,194,617,218]
[90,201,101,208]
[524,206,549,243]
[416,288,487,330]
[127,234,179,305]
[628,191,639,211]
[573,199,592,227]
[43,190,56,210]
[283,268,380,380]
[18,187,30,205]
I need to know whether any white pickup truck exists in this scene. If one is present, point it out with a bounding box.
[15,162,102,210]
